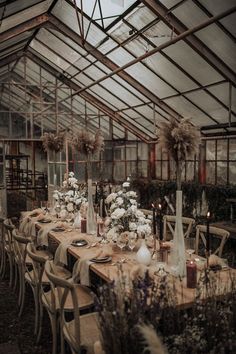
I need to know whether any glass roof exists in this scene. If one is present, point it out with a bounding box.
[0,0,235,140]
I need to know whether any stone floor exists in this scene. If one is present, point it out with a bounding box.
[0,276,52,354]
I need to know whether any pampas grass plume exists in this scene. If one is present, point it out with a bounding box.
[139,324,166,354]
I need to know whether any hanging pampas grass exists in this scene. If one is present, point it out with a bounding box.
[41,130,65,152]
[157,118,200,190]
[138,324,166,354]
[72,129,104,157]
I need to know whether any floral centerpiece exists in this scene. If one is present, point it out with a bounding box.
[52,172,87,218]
[105,188,151,240]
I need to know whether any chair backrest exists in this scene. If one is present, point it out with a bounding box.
[45,260,81,351]
[12,229,30,265]
[195,225,230,257]
[163,215,195,241]
[3,219,15,253]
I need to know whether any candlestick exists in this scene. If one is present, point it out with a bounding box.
[186,260,197,288]
[158,203,163,241]
[152,204,156,235]
[109,184,112,194]
[206,211,210,254]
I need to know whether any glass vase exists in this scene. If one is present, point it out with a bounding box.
[86,178,97,234]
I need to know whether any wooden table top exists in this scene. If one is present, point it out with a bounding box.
[23,212,236,310]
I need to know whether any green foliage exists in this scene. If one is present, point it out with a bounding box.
[131,179,236,221]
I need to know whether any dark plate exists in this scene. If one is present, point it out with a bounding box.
[90,256,112,263]
[71,239,88,247]
[38,219,52,224]
[51,227,65,232]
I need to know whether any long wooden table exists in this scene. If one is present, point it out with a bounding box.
[23,213,236,310]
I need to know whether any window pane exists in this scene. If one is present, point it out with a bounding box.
[229,139,236,160]
[217,162,227,184]
[206,161,215,184]
[217,140,227,160]
[206,140,215,160]
[114,162,125,181]
[229,162,236,184]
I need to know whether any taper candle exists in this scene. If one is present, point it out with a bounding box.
[206,211,210,253]
[158,203,163,241]
[95,182,98,205]
[152,204,156,235]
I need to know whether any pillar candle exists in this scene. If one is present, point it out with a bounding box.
[152,204,156,235]
[186,260,197,288]
[81,218,87,233]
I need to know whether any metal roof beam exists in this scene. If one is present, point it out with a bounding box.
[0,50,24,68]
[26,49,157,143]
[47,15,182,120]
[141,0,236,85]
[0,13,49,43]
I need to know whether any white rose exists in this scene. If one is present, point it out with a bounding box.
[130,205,137,213]
[116,197,123,206]
[63,181,67,187]
[117,190,123,195]
[64,196,70,202]
[126,191,137,198]
[129,222,137,231]
[105,193,117,204]
[53,193,59,200]
[67,202,74,212]
[111,208,126,219]
[69,172,74,177]
[122,181,130,188]
[130,199,137,205]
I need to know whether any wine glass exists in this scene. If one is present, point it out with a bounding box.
[185,237,195,260]
[128,232,137,251]
[117,234,127,252]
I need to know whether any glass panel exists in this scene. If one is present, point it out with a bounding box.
[138,143,148,160]
[126,143,137,160]
[229,162,236,185]
[101,161,112,181]
[217,162,227,184]
[229,139,236,160]
[206,140,216,160]
[162,161,168,180]
[217,140,227,160]
[114,145,125,160]
[156,160,161,179]
[127,161,137,178]
[186,161,195,181]
[206,161,215,184]
[113,161,125,181]
[0,0,52,33]
[139,161,148,178]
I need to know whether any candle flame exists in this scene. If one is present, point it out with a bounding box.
[207,211,210,218]
[158,203,162,209]
[152,203,155,208]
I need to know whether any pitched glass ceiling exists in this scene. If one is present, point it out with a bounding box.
[0,0,235,140]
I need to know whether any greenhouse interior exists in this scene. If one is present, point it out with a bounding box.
[0,0,236,354]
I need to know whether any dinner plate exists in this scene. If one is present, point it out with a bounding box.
[38,219,52,223]
[51,227,65,232]
[90,256,112,263]
[71,239,88,247]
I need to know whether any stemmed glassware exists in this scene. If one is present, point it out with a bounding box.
[128,232,137,251]
[184,237,195,260]
[117,234,127,252]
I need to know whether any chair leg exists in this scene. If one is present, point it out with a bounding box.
[36,297,43,344]
[19,275,26,317]
[48,312,58,354]
[0,249,6,279]
[60,319,65,354]
[33,287,39,335]
[8,255,14,288]
[13,264,18,293]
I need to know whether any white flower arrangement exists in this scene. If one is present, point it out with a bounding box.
[53,172,87,215]
[105,189,151,238]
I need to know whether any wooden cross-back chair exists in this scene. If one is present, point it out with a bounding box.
[195,225,230,258]
[3,219,16,288]
[163,215,195,241]
[45,260,100,354]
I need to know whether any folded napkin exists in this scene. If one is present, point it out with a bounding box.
[37,224,57,247]
[19,217,29,234]
[92,244,113,259]
[72,258,92,286]
[29,208,42,216]
[196,254,227,271]
[72,245,114,286]
[54,240,72,266]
